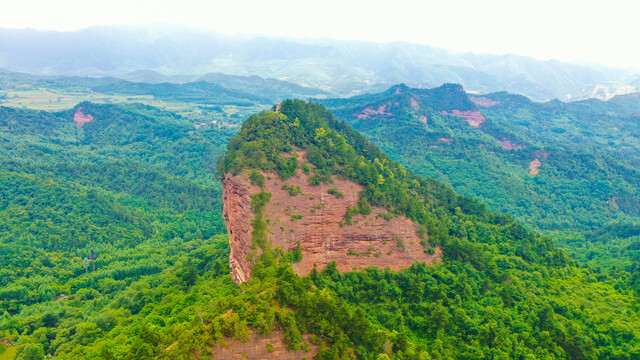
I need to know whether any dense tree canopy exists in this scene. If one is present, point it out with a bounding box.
[320,85,640,270]
[3,99,640,359]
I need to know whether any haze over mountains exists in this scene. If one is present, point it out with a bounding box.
[1,24,638,101]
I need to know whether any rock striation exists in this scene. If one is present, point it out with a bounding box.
[222,173,255,284]
[223,154,441,284]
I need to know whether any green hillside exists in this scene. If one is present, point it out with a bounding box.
[3,100,640,359]
[320,85,640,269]
[0,103,232,358]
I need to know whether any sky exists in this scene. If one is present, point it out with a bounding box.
[2,0,639,68]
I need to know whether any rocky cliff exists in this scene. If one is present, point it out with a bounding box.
[223,152,441,284]
[222,173,255,284]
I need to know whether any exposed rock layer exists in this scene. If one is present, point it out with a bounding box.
[211,331,317,359]
[223,158,441,283]
[440,109,486,127]
[222,174,254,284]
[73,108,94,127]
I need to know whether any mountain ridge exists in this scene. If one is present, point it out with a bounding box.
[1,25,637,101]
[321,83,640,230]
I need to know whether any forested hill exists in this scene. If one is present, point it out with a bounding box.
[320,85,640,266]
[0,102,234,358]
[211,100,640,358]
[3,100,640,359]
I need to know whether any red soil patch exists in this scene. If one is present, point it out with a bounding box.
[280,149,308,160]
[499,139,522,150]
[355,104,392,119]
[470,96,500,107]
[440,110,485,127]
[438,138,452,144]
[410,97,420,110]
[210,331,318,359]
[165,342,179,352]
[606,197,620,210]
[420,115,428,124]
[73,109,94,128]
[529,159,541,176]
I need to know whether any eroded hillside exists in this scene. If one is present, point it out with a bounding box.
[223,152,439,283]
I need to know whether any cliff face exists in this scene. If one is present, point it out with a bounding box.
[223,154,441,284]
[222,173,255,284]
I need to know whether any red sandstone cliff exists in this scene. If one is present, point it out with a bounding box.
[222,174,256,284]
[222,156,441,284]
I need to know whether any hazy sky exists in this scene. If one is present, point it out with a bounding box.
[3,0,639,68]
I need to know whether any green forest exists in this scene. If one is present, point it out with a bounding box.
[2,90,640,359]
[320,84,640,269]
[0,102,232,358]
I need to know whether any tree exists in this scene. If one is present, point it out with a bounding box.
[15,343,44,360]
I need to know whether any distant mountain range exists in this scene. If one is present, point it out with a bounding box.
[0,24,638,101]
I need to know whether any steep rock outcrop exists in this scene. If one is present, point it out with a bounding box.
[222,174,255,284]
[223,160,441,284]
